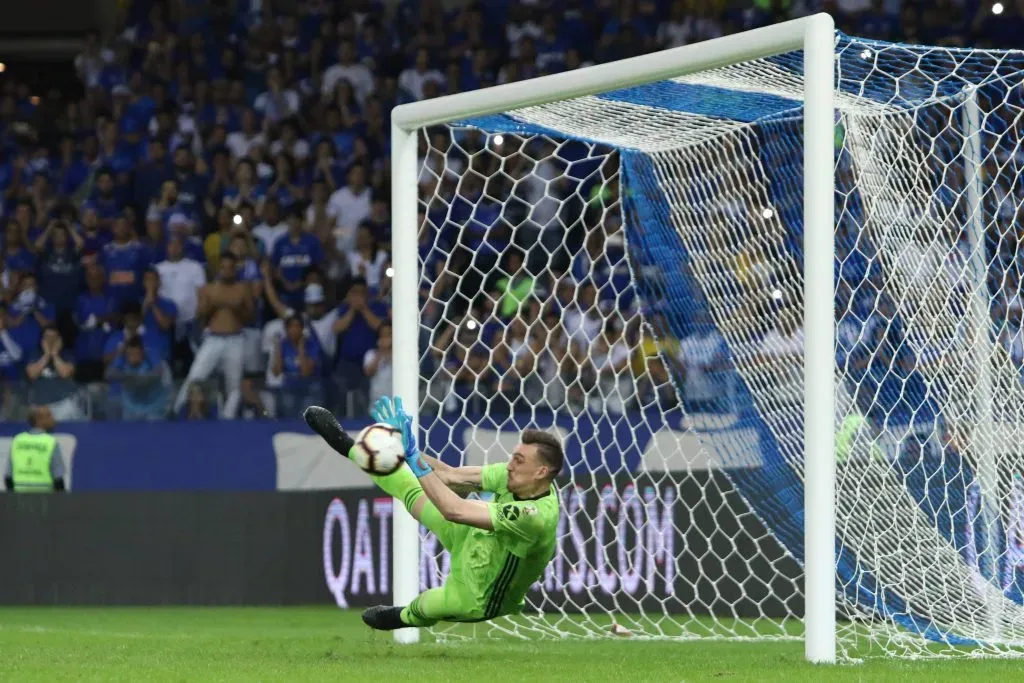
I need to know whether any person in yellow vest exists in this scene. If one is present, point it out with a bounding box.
[3,406,67,493]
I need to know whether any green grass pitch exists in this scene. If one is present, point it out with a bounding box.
[0,607,1022,682]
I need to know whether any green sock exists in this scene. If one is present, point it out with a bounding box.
[369,465,424,514]
[400,596,437,627]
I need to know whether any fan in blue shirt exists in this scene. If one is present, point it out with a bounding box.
[274,314,324,418]
[271,210,324,310]
[88,169,122,228]
[141,269,177,362]
[105,335,170,421]
[3,221,36,274]
[104,299,170,367]
[75,266,117,369]
[100,217,149,308]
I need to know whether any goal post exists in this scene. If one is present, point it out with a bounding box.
[390,14,837,659]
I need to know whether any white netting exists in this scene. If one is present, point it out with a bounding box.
[410,33,1024,660]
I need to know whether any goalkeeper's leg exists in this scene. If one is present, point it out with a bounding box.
[303,406,454,543]
[363,584,484,630]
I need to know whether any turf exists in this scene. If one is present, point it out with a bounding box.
[0,607,1022,682]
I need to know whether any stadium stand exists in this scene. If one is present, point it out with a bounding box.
[0,0,1015,421]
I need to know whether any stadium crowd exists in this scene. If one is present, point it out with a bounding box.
[0,0,1019,422]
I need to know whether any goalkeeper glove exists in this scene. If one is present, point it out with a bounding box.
[371,395,431,479]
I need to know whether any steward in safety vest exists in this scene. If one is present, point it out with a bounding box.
[4,406,66,493]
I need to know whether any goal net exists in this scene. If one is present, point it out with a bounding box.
[399,24,1024,661]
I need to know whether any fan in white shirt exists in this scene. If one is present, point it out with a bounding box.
[321,41,375,104]
[252,198,288,255]
[363,322,393,406]
[327,165,372,254]
[347,227,390,293]
[226,109,267,161]
[398,49,447,101]
[563,282,603,349]
[155,235,207,337]
[253,67,300,123]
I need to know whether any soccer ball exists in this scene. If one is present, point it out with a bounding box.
[351,423,405,475]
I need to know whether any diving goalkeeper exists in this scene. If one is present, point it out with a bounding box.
[304,398,563,630]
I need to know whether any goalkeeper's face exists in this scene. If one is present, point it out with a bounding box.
[506,445,549,496]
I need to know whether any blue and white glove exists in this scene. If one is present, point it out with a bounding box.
[371,396,432,478]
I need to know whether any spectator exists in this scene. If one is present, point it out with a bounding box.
[677,311,730,413]
[631,314,679,409]
[88,169,121,228]
[105,336,171,420]
[133,138,172,212]
[306,181,340,265]
[179,383,217,420]
[226,109,267,162]
[271,207,324,310]
[273,313,323,418]
[263,269,338,362]
[141,269,177,363]
[8,272,56,359]
[223,376,275,420]
[173,252,253,413]
[591,317,634,413]
[563,280,603,349]
[757,309,804,407]
[362,197,391,244]
[204,205,241,272]
[223,160,263,212]
[0,303,25,414]
[332,278,388,415]
[321,41,375,104]
[77,206,109,267]
[26,326,82,421]
[73,265,117,382]
[254,66,300,123]
[103,301,164,367]
[398,48,445,101]
[155,234,207,354]
[170,147,206,220]
[101,216,148,308]
[4,220,35,274]
[35,221,84,330]
[347,226,389,294]
[363,322,393,405]
[535,13,569,72]
[328,164,372,254]
[266,154,304,210]
[253,196,287,255]
[491,248,533,320]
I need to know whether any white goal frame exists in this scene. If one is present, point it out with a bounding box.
[389,13,837,663]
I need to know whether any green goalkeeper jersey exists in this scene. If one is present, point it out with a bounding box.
[447,463,559,621]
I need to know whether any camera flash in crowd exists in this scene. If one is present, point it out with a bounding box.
[492,134,504,148]
[233,214,243,225]
[385,267,394,278]
[860,49,872,60]
[466,320,478,331]
[771,289,783,302]
[993,2,1004,14]
[762,207,775,219]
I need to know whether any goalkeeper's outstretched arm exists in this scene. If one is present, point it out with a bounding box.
[420,453,482,496]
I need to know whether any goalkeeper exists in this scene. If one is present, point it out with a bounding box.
[304,398,563,630]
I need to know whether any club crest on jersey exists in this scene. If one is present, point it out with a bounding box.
[501,504,520,521]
